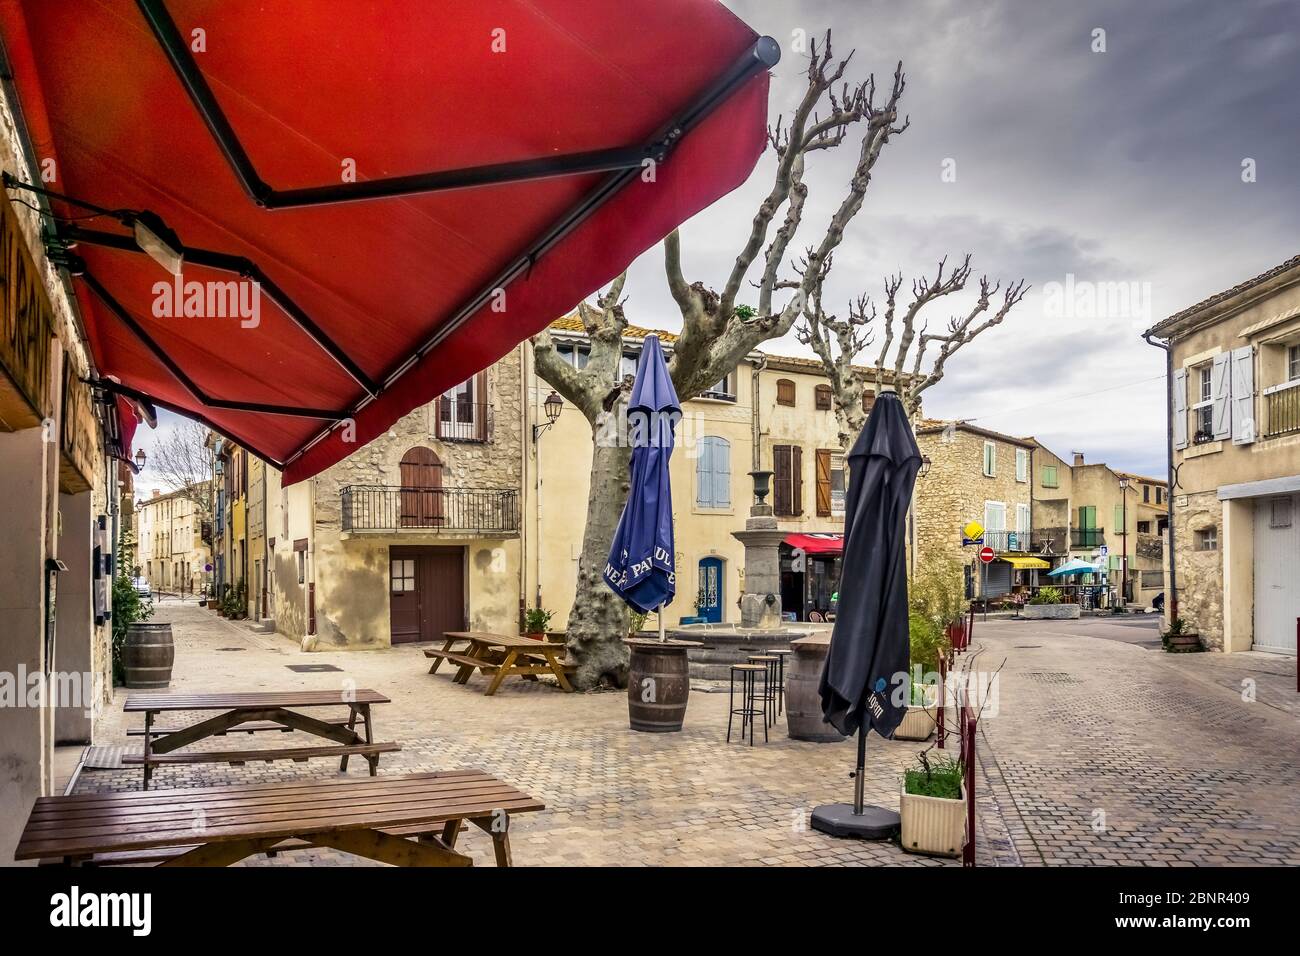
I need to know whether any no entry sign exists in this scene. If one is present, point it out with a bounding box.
[979,546,995,564]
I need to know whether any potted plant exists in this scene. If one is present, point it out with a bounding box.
[1161,616,1202,652]
[899,750,966,857]
[628,610,648,639]
[893,613,949,740]
[523,607,553,639]
[1022,585,1080,620]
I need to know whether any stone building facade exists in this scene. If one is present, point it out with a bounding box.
[136,485,212,595]
[1145,254,1300,653]
[267,346,526,648]
[914,422,1038,599]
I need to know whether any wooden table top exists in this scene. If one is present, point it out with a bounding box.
[14,770,543,861]
[452,633,565,651]
[123,689,390,712]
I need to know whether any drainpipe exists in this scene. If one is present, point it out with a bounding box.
[1143,331,1178,622]
[518,344,529,625]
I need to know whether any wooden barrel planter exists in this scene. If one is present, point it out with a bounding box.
[625,638,699,733]
[787,635,845,742]
[123,622,175,689]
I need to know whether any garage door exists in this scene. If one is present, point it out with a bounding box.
[1253,493,1299,654]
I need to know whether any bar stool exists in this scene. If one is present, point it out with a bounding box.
[770,649,792,716]
[728,663,768,746]
[747,654,779,727]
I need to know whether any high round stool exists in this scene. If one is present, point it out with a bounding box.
[747,655,780,728]
[769,649,792,717]
[728,664,768,746]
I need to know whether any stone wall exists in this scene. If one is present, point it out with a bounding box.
[1172,489,1224,649]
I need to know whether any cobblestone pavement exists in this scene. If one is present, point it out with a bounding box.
[970,616,1300,866]
[72,604,1298,866]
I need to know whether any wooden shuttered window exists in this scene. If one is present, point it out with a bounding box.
[696,436,731,508]
[774,444,803,517]
[776,379,796,406]
[816,449,832,516]
[814,384,832,410]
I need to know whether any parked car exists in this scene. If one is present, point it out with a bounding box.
[132,577,151,600]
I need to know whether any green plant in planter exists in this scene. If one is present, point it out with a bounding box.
[908,612,950,676]
[524,607,553,634]
[1028,585,1063,605]
[911,553,965,630]
[903,751,963,799]
[110,529,152,686]
[628,610,648,636]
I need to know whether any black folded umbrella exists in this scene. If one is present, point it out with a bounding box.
[813,387,921,839]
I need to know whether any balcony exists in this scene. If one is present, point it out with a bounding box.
[433,397,493,442]
[982,529,1031,552]
[1031,526,1068,554]
[1071,528,1105,549]
[341,485,519,534]
[1264,381,1300,438]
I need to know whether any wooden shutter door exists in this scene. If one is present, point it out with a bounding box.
[773,445,791,516]
[791,446,803,516]
[815,450,832,516]
[400,447,443,526]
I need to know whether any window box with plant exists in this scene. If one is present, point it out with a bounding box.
[899,750,966,857]
[1021,584,1080,619]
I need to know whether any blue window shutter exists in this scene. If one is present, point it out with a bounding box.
[714,439,731,507]
[696,438,714,507]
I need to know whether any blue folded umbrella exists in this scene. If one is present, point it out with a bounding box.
[603,334,680,615]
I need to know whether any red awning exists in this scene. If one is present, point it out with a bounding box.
[1,1,773,483]
[784,533,843,555]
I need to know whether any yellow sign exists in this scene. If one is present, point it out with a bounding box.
[963,521,984,540]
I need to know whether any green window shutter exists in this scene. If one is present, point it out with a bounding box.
[1114,504,1124,530]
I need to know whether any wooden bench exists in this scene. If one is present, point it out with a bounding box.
[124,689,395,789]
[127,717,355,738]
[123,742,399,770]
[18,770,544,867]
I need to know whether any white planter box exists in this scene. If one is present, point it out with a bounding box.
[893,704,937,741]
[899,782,966,858]
[1022,603,1080,620]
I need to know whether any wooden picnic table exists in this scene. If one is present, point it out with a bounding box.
[14,769,543,867]
[425,632,575,696]
[122,690,397,790]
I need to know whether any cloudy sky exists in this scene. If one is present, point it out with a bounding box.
[136,0,1298,488]
[609,0,1300,477]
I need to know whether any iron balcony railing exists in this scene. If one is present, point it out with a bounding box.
[433,397,493,442]
[1071,528,1105,548]
[341,485,519,533]
[1264,382,1300,438]
[981,529,1031,552]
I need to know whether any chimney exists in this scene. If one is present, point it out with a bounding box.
[151,488,161,498]
[1072,452,1084,467]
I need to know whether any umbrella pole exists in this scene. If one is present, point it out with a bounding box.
[658,603,666,643]
[853,725,867,815]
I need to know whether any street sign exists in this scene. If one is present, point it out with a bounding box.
[963,521,984,540]
[1098,545,1109,558]
[979,546,995,564]
[961,537,984,547]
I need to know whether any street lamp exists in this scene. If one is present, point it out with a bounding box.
[532,391,563,441]
[1118,477,1130,606]
[919,455,932,478]
[134,448,147,472]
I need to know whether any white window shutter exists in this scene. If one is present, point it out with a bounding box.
[1230,345,1255,444]
[1211,352,1231,439]
[1172,368,1188,449]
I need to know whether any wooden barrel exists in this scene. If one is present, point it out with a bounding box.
[786,637,845,742]
[124,622,174,689]
[627,642,692,733]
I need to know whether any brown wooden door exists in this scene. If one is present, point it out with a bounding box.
[399,447,444,527]
[389,546,465,644]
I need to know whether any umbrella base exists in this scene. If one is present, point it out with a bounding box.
[810,803,900,840]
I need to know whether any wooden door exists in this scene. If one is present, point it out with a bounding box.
[399,447,444,527]
[390,546,465,644]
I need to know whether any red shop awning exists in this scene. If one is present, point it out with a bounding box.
[0,1,775,484]
[785,533,843,555]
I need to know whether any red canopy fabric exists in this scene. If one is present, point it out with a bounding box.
[1,0,772,483]
[785,533,844,555]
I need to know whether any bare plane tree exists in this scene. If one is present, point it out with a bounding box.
[797,255,1029,449]
[533,33,909,688]
[145,418,213,525]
